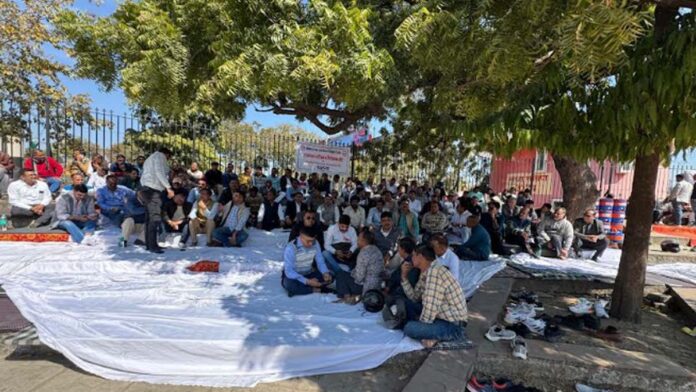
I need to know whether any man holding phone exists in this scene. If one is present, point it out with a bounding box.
[282,228,333,297]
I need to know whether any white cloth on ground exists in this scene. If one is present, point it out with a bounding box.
[0,229,422,387]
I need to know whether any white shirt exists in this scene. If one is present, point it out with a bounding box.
[8,180,51,209]
[670,179,693,203]
[86,173,107,192]
[343,205,366,229]
[140,152,171,191]
[437,248,460,282]
[451,210,472,227]
[324,224,358,254]
[408,198,422,215]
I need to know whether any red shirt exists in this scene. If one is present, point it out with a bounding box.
[23,157,64,179]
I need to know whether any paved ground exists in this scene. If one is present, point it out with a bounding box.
[0,346,427,392]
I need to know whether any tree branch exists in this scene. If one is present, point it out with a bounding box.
[256,100,385,135]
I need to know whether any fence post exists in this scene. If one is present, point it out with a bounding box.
[529,157,536,197]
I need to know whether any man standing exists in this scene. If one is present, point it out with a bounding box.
[536,207,574,260]
[668,173,693,226]
[140,148,174,253]
[54,184,98,244]
[572,209,609,262]
[7,169,54,228]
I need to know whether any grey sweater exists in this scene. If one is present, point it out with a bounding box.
[352,245,384,295]
[537,217,574,250]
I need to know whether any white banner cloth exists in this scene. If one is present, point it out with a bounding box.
[295,142,351,176]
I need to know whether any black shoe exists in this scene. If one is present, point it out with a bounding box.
[148,247,165,254]
[134,239,146,246]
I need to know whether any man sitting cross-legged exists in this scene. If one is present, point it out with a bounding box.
[211,190,250,247]
[454,215,491,261]
[400,245,469,349]
[375,211,400,265]
[385,237,420,297]
[572,208,608,262]
[288,209,325,249]
[162,192,192,249]
[7,169,54,228]
[53,184,98,244]
[430,233,460,281]
[334,229,385,304]
[119,191,147,247]
[187,188,218,247]
[96,174,134,227]
[322,214,358,274]
[421,201,449,242]
[535,207,574,260]
[282,227,334,297]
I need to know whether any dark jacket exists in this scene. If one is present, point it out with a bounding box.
[285,201,307,223]
[261,200,280,231]
[572,218,606,241]
[163,201,193,224]
[204,169,223,187]
[374,227,400,256]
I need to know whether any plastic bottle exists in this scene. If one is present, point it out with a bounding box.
[0,214,7,232]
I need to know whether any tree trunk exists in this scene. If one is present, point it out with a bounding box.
[609,3,678,323]
[552,154,600,221]
[609,153,660,322]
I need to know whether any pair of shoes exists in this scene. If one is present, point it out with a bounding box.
[466,375,510,392]
[485,324,517,342]
[510,337,527,360]
[504,303,536,325]
[569,298,610,318]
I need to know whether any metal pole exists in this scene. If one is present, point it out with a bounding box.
[529,155,536,197]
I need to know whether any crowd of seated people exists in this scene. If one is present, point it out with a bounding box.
[1,147,621,349]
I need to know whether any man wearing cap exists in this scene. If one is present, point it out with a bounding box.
[23,150,63,193]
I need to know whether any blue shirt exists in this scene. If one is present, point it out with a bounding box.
[462,225,491,260]
[283,239,329,284]
[125,192,146,217]
[96,185,134,211]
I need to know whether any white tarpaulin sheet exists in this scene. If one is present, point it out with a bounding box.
[0,229,500,387]
[509,248,696,285]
